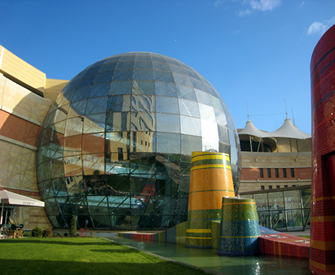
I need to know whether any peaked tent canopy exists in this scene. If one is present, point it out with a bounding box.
[238,118,311,140]
[238,119,268,138]
[269,118,311,140]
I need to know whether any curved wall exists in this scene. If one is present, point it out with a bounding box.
[36,52,241,230]
[310,24,335,275]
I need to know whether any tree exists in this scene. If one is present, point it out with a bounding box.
[69,215,77,237]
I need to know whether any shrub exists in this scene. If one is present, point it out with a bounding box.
[69,215,77,237]
[32,227,43,237]
[56,232,62,237]
[42,228,53,238]
[90,231,95,238]
[23,232,32,237]
[64,232,68,237]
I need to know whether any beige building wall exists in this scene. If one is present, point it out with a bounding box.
[45,78,69,103]
[0,46,46,94]
[0,72,52,229]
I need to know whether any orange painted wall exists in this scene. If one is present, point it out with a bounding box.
[0,110,40,147]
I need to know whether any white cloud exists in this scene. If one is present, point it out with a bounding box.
[238,9,253,16]
[249,0,281,11]
[214,0,225,7]
[238,0,281,16]
[307,16,335,35]
[299,1,305,8]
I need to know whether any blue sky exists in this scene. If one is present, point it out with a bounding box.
[2,0,335,134]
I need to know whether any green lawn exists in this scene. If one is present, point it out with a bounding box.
[0,237,209,275]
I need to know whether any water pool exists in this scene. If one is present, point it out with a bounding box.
[105,234,310,275]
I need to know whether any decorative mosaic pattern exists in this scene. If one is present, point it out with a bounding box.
[310,24,335,274]
[218,197,260,255]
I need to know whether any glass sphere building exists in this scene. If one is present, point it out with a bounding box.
[37,52,241,229]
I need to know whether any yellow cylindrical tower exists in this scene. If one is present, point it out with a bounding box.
[186,151,235,248]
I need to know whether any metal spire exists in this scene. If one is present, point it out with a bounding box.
[292,108,296,125]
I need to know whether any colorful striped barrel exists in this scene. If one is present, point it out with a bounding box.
[218,197,260,255]
[186,151,235,248]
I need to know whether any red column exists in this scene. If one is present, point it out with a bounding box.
[310,24,335,275]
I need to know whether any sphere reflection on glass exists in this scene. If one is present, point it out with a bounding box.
[37,52,241,229]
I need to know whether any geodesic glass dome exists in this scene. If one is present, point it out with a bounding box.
[37,52,241,230]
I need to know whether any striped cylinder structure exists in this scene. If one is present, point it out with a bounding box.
[218,197,260,256]
[186,151,235,248]
[310,24,335,275]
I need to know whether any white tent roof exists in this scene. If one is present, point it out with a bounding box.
[0,190,44,207]
[239,120,266,137]
[239,118,311,140]
[269,118,311,139]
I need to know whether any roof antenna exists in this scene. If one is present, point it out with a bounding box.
[292,108,296,125]
[246,101,250,121]
[284,99,288,119]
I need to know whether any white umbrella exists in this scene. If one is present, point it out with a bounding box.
[0,190,44,225]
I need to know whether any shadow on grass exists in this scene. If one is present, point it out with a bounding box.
[0,259,208,275]
[90,249,140,254]
[0,238,118,246]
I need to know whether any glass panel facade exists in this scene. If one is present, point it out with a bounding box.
[37,52,241,230]
[241,186,311,232]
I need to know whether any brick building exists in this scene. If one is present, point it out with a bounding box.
[238,118,311,193]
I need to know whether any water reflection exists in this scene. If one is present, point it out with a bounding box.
[107,235,310,275]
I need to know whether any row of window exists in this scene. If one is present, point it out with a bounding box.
[261,185,297,190]
[259,168,295,178]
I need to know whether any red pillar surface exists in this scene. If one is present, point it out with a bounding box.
[310,24,335,275]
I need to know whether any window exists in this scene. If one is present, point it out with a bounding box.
[292,185,296,187]
[269,185,272,189]
[267,168,271,178]
[276,185,280,189]
[290,168,295,177]
[118,147,123,161]
[284,185,288,188]
[261,185,264,190]
[118,132,123,138]
[133,132,136,152]
[141,140,143,145]
[145,141,147,146]
[259,168,264,178]
[283,168,287,178]
[275,168,279,178]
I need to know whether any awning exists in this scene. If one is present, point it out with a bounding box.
[0,190,44,207]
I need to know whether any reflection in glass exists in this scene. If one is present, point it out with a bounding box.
[244,188,311,232]
[110,81,132,95]
[156,133,181,154]
[156,96,179,114]
[156,113,180,133]
[179,99,199,117]
[181,116,201,136]
[37,52,240,230]
[201,120,219,151]
[106,112,130,132]
[199,103,216,122]
[181,135,202,155]
[155,82,177,97]
[107,95,131,112]
[177,85,196,101]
